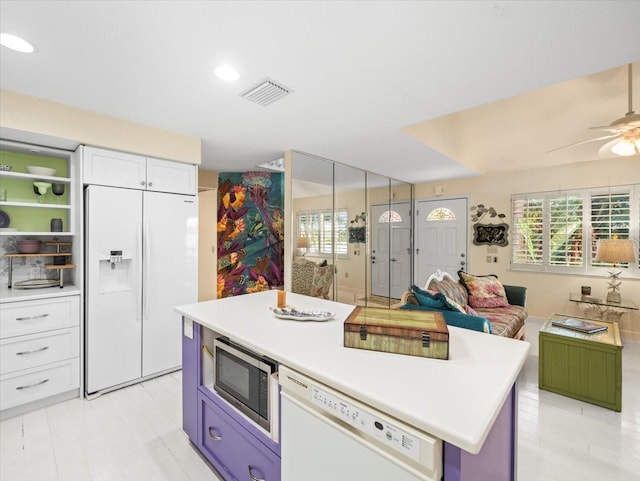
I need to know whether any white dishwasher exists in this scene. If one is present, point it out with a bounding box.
[279,365,443,481]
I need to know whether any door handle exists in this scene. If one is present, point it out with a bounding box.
[16,313,49,321]
[390,258,397,262]
[16,379,49,390]
[208,427,222,441]
[248,466,265,481]
[16,346,50,356]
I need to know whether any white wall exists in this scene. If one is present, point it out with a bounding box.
[414,156,640,338]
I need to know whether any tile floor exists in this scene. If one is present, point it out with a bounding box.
[1,316,638,481]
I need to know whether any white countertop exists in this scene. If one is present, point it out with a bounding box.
[0,284,81,303]
[176,290,530,454]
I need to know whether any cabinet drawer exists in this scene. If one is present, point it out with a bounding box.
[0,296,79,339]
[0,327,79,375]
[0,358,79,411]
[198,393,280,481]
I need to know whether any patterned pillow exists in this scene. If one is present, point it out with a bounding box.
[458,271,509,308]
[426,274,468,307]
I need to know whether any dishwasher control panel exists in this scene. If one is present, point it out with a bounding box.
[311,385,421,461]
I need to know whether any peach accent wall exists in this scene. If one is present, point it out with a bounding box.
[414,156,640,339]
[0,89,200,164]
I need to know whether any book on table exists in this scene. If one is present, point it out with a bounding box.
[551,318,607,334]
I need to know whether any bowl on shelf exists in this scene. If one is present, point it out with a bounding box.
[16,239,42,254]
[33,182,52,195]
[26,166,56,176]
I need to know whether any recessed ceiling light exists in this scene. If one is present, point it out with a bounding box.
[0,33,35,53]
[214,65,240,81]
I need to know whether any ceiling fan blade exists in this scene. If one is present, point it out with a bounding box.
[598,138,624,157]
[547,133,620,153]
[589,125,627,133]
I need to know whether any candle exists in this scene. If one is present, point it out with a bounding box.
[277,290,286,308]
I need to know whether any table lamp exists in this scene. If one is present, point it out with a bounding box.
[594,237,637,303]
[296,236,310,256]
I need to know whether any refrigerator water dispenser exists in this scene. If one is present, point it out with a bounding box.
[98,249,133,294]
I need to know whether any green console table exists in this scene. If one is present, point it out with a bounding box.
[539,314,622,411]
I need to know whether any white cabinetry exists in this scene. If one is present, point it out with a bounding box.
[83,146,197,195]
[0,294,80,418]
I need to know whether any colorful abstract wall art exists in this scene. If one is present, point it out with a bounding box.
[217,171,284,297]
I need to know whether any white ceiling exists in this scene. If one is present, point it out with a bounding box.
[1,1,639,184]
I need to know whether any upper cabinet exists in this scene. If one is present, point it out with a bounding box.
[83,146,197,195]
[0,140,78,236]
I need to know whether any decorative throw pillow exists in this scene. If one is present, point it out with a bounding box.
[458,271,509,308]
[411,285,446,309]
[411,285,466,313]
[426,275,468,307]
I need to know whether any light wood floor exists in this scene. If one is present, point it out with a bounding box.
[1,317,638,480]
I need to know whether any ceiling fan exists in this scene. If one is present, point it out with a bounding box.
[550,63,640,156]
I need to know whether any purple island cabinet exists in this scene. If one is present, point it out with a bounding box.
[182,318,518,481]
[182,319,281,481]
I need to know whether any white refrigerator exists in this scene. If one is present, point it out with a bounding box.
[85,185,197,395]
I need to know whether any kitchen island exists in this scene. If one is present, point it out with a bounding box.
[176,290,529,481]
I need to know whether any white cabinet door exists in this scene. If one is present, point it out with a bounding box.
[83,146,146,189]
[147,157,197,195]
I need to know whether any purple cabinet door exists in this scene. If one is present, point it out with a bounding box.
[198,392,281,481]
[444,385,516,481]
[182,319,200,443]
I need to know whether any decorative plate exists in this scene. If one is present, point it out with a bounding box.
[14,279,59,289]
[272,307,335,322]
[0,210,9,228]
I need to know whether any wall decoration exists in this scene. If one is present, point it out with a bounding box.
[470,204,506,223]
[217,171,284,297]
[470,204,509,246]
[473,223,509,246]
[348,211,366,244]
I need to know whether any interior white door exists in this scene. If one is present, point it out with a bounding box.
[414,198,468,286]
[85,186,143,394]
[371,202,412,299]
[142,191,198,377]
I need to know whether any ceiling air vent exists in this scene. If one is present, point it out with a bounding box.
[241,78,293,106]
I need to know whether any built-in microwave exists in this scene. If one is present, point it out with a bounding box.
[213,338,278,434]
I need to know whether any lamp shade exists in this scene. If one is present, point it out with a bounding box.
[594,238,637,264]
[296,236,310,249]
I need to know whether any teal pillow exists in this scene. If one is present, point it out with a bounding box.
[411,285,466,313]
[411,285,446,309]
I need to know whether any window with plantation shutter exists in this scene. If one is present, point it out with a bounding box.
[549,193,583,266]
[590,191,631,266]
[511,185,639,278]
[334,211,348,255]
[297,209,348,257]
[512,196,544,266]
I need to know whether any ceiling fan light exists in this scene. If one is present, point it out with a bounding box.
[611,139,637,156]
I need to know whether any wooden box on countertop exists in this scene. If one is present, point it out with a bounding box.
[344,307,449,360]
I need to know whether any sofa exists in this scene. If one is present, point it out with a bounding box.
[291,259,334,299]
[400,269,527,340]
